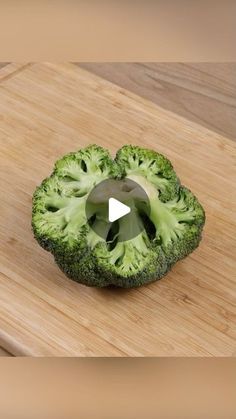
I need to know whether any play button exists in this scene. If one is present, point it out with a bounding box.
[86,177,150,242]
[108,197,130,222]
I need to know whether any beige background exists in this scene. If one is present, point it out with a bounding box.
[0,358,236,419]
[1,2,236,61]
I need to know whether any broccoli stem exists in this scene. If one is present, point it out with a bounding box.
[149,196,185,246]
[39,196,87,240]
[63,199,87,233]
[104,209,150,271]
[105,233,149,270]
[87,217,111,248]
[127,174,196,247]
[116,207,143,242]
[44,195,72,210]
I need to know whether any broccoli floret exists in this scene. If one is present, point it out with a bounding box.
[32,144,205,288]
[92,232,168,288]
[126,173,205,263]
[116,144,180,201]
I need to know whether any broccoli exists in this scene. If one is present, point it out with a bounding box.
[32,144,205,288]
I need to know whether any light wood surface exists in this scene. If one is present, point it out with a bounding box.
[0,347,11,356]
[78,63,236,141]
[0,62,235,356]
[0,63,9,69]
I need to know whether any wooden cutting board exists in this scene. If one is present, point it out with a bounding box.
[0,63,235,356]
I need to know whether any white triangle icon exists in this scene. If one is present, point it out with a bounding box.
[108,197,131,222]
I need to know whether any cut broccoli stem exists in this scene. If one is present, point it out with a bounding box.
[127,173,160,198]
[34,195,87,243]
[116,207,144,243]
[126,167,169,194]
[127,174,198,247]
[103,232,150,273]
[44,194,72,210]
[87,217,111,247]
[102,207,150,274]
[61,175,98,197]
[62,199,87,234]
[116,145,180,201]
[107,241,125,265]
[87,227,105,248]
[149,196,186,246]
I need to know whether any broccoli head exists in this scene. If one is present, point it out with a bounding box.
[32,144,205,288]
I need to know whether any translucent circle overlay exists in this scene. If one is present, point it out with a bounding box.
[86,178,150,242]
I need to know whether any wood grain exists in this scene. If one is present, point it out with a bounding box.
[0,63,8,69]
[0,347,12,356]
[0,62,235,356]
[78,63,236,141]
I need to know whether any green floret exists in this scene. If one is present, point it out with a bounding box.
[56,230,168,288]
[32,145,116,253]
[149,186,204,244]
[128,175,205,265]
[95,210,164,282]
[54,144,118,197]
[116,144,180,201]
[32,144,205,288]
[92,234,168,288]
